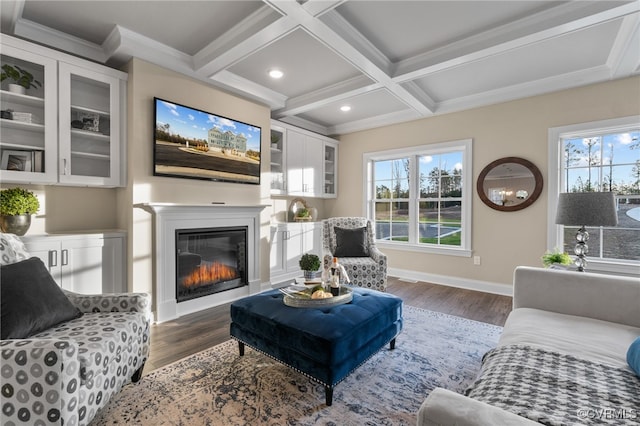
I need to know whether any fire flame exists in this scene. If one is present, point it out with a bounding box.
[182,262,238,288]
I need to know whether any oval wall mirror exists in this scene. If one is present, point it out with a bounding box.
[477,157,543,212]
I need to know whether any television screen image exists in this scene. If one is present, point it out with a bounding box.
[153,98,261,184]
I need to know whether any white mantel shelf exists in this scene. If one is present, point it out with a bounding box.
[140,203,267,322]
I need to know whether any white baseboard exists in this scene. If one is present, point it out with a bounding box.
[388,267,513,297]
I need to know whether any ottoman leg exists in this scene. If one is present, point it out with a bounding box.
[390,338,396,350]
[238,341,245,356]
[325,386,333,406]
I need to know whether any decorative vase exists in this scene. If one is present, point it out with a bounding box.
[0,214,32,236]
[303,270,317,280]
[7,84,26,95]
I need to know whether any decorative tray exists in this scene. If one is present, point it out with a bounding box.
[281,284,353,308]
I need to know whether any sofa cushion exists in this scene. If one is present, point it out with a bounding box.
[498,308,640,369]
[0,232,30,265]
[333,226,369,257]
[1,257,83,339]
[627,337,640,377]
[31,311,148,383]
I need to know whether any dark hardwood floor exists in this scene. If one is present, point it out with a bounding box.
[145,277,512,374]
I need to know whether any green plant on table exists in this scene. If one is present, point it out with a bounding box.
[0,187,40,215]
[296,208,310,218]
[541,249,572,268]
[299,253,321,272]
[1,64,42,90]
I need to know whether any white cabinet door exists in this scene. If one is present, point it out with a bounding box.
[58,62,122,186]
[286,129,305,194]
[270,222,322,285]
[22,239,63,283]
[58,238,105,294]
[323,141,338,197]
[269,225,286,278]
[0,42,58,184]
[22,232,126,294]
[304,135,324,197]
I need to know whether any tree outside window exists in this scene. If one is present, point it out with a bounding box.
[561,130,640,261]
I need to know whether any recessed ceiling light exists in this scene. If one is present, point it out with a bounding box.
[340,105,351,112]
[268,69,284,79]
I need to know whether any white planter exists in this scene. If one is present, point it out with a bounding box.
[7,84,26,95]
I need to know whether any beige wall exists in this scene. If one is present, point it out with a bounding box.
[118,58,273,295]
[329,76,640,290]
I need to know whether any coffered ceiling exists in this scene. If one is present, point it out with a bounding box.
[1,0,639,136]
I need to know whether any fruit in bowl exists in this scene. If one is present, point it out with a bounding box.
[311,289,333,299]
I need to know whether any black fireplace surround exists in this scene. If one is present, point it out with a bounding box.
[175,226,248,303]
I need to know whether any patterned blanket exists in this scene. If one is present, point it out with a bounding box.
[466,344,640,425]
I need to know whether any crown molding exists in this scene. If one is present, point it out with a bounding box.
[13,18,106,63]
[607,13,640,78]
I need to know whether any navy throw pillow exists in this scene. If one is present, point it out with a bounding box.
[628,336,640,378]
[334,226,369,257]
[1,257,82,339]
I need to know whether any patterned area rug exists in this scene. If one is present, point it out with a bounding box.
[92,306,502,425]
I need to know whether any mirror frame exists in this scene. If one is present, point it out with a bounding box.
[477,157,543,212]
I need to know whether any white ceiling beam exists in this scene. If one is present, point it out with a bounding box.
[210,70,288,109]
[329,109,421,135]
[303,0,347,18]
[435,65,613,116]
[273,75,380,117]
[0,0,24,35]
[193,5,278,71]
[13,18,107,63]
[194,15,299,79]
[265,0,433,116]
[607,13,640,78]
[394,2,640,84]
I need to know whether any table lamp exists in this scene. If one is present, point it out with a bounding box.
[555,192,618,272]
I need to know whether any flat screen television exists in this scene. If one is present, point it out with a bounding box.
[153,97,261,184]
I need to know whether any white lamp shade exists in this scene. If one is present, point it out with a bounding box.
[555,192,618,227]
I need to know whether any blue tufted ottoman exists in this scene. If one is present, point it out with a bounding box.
[230,287,403,405]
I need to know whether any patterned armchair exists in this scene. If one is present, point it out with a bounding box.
[0,233,151,426]
[322,217,387,292]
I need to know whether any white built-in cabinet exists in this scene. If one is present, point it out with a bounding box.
[270,222,322,285]
[21,231,127,294]
[270,120,338,198]
[0,34,126,187]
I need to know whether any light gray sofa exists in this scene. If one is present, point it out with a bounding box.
[418,266,640,425]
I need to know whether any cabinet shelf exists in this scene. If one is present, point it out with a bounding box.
[0,90,45,107]
[0,118,45,132]
[71,151,110,160]
[70,104,109,116]
[0,141,44,151]
[70,128,110,141]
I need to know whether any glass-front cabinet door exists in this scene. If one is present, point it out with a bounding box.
[58,62,121,186]
[324,141,337,197]
[0,44,58,184]
[270,124,286,194]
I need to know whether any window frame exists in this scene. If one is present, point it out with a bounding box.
[362,139,472,257]
[547,115,640,276]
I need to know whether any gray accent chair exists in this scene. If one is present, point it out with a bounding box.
[322,217,387,292]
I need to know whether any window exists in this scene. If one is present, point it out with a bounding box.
[363,139,472,257]
[548,116,640,274]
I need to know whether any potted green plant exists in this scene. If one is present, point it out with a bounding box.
[0,187,40,236]
[541,249,573,268]
[299,253,321,280]
[1,64,42,95]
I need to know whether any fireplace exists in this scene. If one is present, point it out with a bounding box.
[176,226,247,302]
[142,203,266,323]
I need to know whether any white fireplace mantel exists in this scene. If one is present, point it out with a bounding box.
[140,203,268,322]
